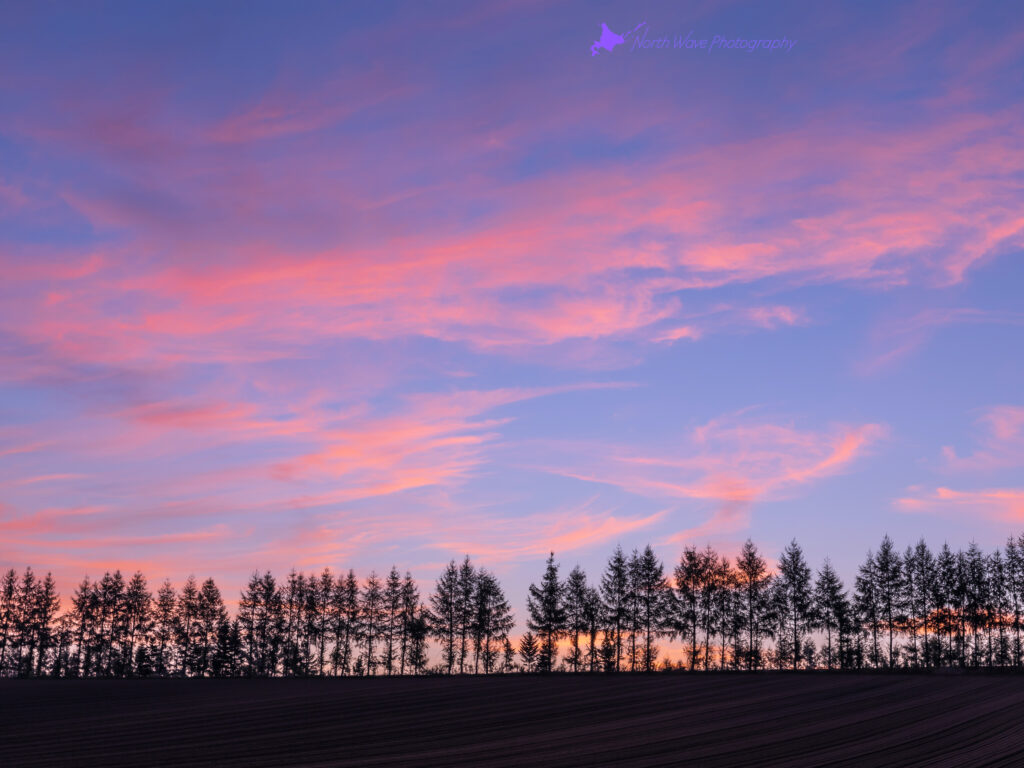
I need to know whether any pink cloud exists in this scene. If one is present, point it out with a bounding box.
[859,308,1024,374]
[746,305,806,329]
[897,486,1024,522]
[435,498,667,563]
[942,405,1024,473]
[534,414,887,541]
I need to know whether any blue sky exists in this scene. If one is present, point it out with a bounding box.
[1,0,1022,617]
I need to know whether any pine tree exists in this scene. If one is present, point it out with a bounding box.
[382,567,403,675]
[563,566,589,672]
[989,549,1011,666]
[281,570,308,676]
[331,570,360,675]
[151,580,177,677]
[582,586,602,672]
[399,572,419,675]
[95,570,126,676]
[311,568,334,676]
[710,554,735,670]
[502,637,516,673]
[211,618,241,677]
[32,572,60,677]
[526,552,566,673]
[456,556,476,674]
[905,540,935,667]
[428,560,460,674]
[933,543,958,666]
[471,569,514,674]
[814,559,849,670]
[633,545,672,672]
[175,576,200,677]
[0,569,18,675]
[121,572,151,677]
[773,540,814,671]
[1007,535,1024,666]
[673,546,703,671]
[518,631,539,672]
[874,535,903,668]
[735,540,772,670]
[13,567,39,676]
[855,550,882,667]
[600,546,629,672]
[359,571,384,675]
[238,571,283,677]
[404,610,428,674]
[196,578,227,677]
[625,549,642,671]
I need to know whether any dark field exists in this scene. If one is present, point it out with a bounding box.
[3,673,1024,767]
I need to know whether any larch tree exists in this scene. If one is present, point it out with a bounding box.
[874,535,904,668]
[633,545,672,672]
[563,565,590,673]
[855,550,882,668]
[600,546,629,672]
[814,559,849,670]
[471,569,514,674]
[428,560,460,674]
[399,571,420,675]
[526,552,566,673]
[773,540,815,670]
[359,571,385,675]
[383,566,404,675]
[735,540,773,671]
[518,631,539,672]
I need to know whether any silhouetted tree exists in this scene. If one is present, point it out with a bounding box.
[518,631,538,672]
[404,610,429,674]
[331,570,360,675]
[310,568,334,676]
[428,560,460,674]
[195,578,227,677]
[563,566,589,673]
[855,549,882,668]
[903,540,935,667]
[874,536,903,668]
[988,548,1011,667]
[526,552,565,673]
[600,546,630,672]
[773,540,814,670]
[399,572,419,675]
[121,572,151,677]
[964,542,989,667]
[13,533,1024,678]
[382,567,403,675]
[456,556,476,674]
[471,569,514,674]
[814,559,849,670]
[359,571,385,675]
[1006,535,1024,665]
[633,545,672,672]
[281,570,309,676]
[175,575,200,677]
[151,580,177,677]
[502,637,516,673]
[0,569,17,675]
[238,572,283,677]
[673,546,704,670]
[582,585,602,672]
[735,540,773,670]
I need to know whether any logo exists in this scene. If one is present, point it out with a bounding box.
[590,21,647,56]
[590,22,797,56]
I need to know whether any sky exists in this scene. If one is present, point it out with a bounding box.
[1,0,1022,616]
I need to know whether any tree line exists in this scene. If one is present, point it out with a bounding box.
[4,535,1024,677]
